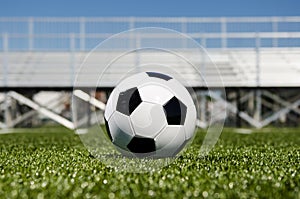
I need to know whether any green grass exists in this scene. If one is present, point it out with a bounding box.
[0,126,299,199]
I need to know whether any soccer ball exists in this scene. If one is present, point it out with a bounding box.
[104,72,197,158]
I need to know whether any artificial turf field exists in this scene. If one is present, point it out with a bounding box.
[0,126,299,199]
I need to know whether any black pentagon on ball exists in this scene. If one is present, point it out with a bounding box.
[127,136,156,153]
[116,87,142,116]
[163,97,187,125]
[104,118,113,142]
[146,72,172,81]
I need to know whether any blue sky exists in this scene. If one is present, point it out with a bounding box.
[0,0,299,17]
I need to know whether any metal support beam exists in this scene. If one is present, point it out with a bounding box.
[263,90,300,115]
[209,91,262,128]
[8,91,74,129]
[73,90,106,110]
[73,90,106,129]
[260,99,300,127]
[200,93,206,123]
[4,92,68,128]
[236,89,242,127]
[4,93,12,128]
[7,110,37,128]
[254,89,262,121]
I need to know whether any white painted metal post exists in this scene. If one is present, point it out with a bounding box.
[272,17,278,48]
[80,17,85,51]
[28,17,34,51]
[129,17,135,29]
[254,90,262,122]
[129,17,135,49]
[221,18,227,49]
[2,33,8,87]
[255,33,262,122]
[72,92,79,129]
[255,33,261,87]
[70,33,76,86]
[4,94,12,128]
[181,17,187,48]
[3,33,11,128]
[201,34,206,86]
[135,33,141,70]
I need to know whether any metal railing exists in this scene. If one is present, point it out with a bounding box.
[1,17,300,51]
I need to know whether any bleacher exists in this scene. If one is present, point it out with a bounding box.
[0,49,300,88]
[1,17,300,89]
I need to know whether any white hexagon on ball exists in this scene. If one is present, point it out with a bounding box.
[130,102,167,138]
[104,71,197,158]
